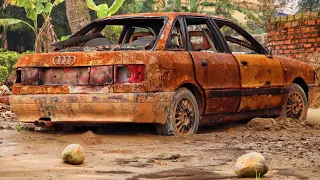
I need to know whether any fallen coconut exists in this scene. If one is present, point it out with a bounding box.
[234,152,268,178]
[61,144,85,165]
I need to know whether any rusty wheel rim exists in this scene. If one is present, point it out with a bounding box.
[286,92,304,119]
[175,98,195,135]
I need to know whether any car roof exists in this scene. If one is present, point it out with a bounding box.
[93,12,229,22]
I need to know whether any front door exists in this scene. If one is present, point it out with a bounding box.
[234,54,284,111]
[185,17,241,114]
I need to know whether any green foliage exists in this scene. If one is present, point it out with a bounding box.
[0,18,35,32]
[0,49,33,76]
[103,25,122,42]
[298,0,320,12]
[3,0,65,52]
[0,66,8,82]
[14,125,24,131]
[86,0,125,18]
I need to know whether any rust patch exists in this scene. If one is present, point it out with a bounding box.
[10,92,174,124]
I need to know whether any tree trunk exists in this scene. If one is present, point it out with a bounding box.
[1,31,8,50]
[65,0,91,34]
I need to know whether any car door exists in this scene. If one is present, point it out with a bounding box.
[213,19,284,112]
[184,17,241,115]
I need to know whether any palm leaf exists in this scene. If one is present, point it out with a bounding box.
[107,0,125,16]
[0,18,35,33]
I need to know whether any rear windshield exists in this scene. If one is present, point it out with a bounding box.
[53,17,166,52]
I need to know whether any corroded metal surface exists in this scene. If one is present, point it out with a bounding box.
[234,54,284,112]
[191,52,241,114]
[10,92,174,124]
[275,56,314,85]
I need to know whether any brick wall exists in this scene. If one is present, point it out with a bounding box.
[267,12,320,63]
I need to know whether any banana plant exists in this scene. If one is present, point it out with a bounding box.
[2,0,65,52]
[86,0,125,18]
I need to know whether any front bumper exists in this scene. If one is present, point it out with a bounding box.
[9,92,174,124]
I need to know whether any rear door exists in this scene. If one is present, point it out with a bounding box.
[213,19,284,112]
[184,17,241,115]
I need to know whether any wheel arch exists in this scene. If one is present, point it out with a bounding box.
[177,83,205,115]
[293,77,308,101]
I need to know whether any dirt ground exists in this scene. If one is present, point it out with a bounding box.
[0,104,319,180]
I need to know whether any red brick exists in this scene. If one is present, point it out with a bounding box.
[316,38,320,42]
[288,45,295,49]
[284,50,291,54]
[291,39,299,44]
[317,48,320,51]
[302,28,310,33]
[299,38,307,43]
[285,22,291,28]
[295,54,303,59]
[291,21,299,27]
[284,40,291,44]
[278,41,284,45]
[308,20,316,25]
[317,19,320,24]
[310,27,317,32]
[306,48,315,52]
[287,35,294,39]
[304,44,312,48]
[278,50,284,54]
[308,39,316,43]
[311,33,318,38]
[281,45,288,49]
[303,34,311,38]
[291,49,297,53]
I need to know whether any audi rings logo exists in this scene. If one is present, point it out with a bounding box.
[52,56,76,65]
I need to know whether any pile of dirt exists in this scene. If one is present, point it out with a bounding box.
[246,118,319,131]
[80,130,103,145]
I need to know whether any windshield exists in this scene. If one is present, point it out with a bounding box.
[53,17,166,52]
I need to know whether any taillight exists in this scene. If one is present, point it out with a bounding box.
[89,66,113,85]
[115,65,145,83]
[21,68,41,85]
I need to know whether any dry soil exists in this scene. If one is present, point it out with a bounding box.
[0,105,319,180]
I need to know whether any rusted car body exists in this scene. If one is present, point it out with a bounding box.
[9,12,315,135]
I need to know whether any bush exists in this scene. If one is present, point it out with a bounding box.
[0,49,33,82]
[0,66,8,82]
[0,49,21,74]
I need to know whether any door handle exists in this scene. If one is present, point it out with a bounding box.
[200,60,208,67]
[241,61,248,66]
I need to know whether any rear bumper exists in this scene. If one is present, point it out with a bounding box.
[9,92,174,124]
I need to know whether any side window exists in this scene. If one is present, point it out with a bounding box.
[166,20,184,50]
[185,18,222,52]
[215,20,263,54]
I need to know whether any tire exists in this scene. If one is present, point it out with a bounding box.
[156,88,200,136]
[281,83,308,120]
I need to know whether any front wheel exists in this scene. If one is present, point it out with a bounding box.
[281,83,308,120]
[156,88,199,136]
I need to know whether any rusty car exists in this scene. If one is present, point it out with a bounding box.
[9,12,315,135]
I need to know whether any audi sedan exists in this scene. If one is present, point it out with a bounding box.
[9,12,315,135]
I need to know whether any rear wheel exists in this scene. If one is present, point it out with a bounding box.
[156,88,199,136]
[281,83,308,120]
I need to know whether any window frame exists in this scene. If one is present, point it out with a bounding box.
[165,16,187,51]
[183,16,228,53]
[212,18,270,55]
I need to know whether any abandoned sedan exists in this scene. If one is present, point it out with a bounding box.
[10,12,315,135]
